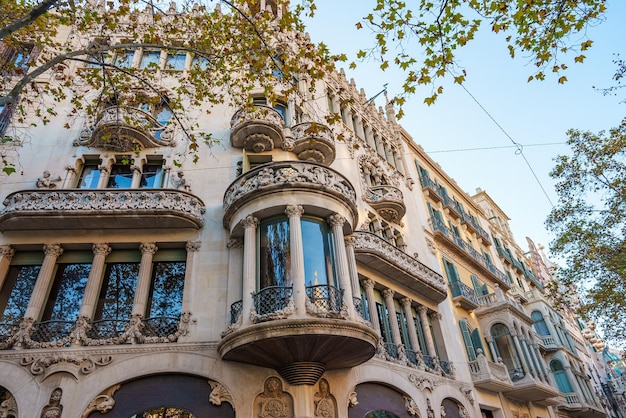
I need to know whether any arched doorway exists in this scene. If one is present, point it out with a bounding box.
[86,374,234,418]
[348,383,411,418]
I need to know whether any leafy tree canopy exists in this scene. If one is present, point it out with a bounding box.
[547,118,626,343]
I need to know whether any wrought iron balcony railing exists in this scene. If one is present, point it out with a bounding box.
[230,300,244,325]
[306,284,343,314]
[253,285,293,317]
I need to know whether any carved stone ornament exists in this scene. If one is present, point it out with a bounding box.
[81,384,120,418]
[255,376,294,418]
[409,374,441,392]
[36,171,62,189]
[251,297,295,323]
[0,388,18,417]
[40,387,63,418]
[347,390,358,408]
[208,380,234,409]
[305,297,348,320]
[359,150,400,187]
[461,386,475,405]
[404,396,420,417]
[20,353,113,377]
[314,378,337,418]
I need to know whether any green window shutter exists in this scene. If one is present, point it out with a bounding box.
[443,259,459,283]
[459,320,477,361]
[470,328,485,356]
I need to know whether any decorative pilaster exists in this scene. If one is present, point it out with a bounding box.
[328,214,354,318]
[181,241,201,314]
[286,205,306,315]
[24,244,63,320]
[78,243,111,319]
[401,298,420,352]
[0,245,15,291]
[242,215,259,326]
[363,279,380,333]
[131,243,158,317]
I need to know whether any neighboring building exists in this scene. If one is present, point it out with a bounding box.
[0,2,622,417]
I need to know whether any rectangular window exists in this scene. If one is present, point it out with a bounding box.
[140,161,164,188]
[191,55,209,70]
[139,50,161,69]
[414,313,428,355]
[0,264,41,324]
[165,52,186,70]
[0,103,13,137]
[94,262,140,322]
[77,160,101,189]
[397,311,411,349]
[146,259,186,319]
[114,50,134,68]
[41,261,91,322]
[376,302,390,343]
[107,163,133,188]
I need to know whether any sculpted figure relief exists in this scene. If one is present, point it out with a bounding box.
[40,388,63,418]
[255,376,293,418]
[313,378,337,418]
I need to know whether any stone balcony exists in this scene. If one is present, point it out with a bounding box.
[351,231,447,304]
[77,106,175,151]
[468,350,515,392]
[363,185,406,223]
[230,105,286,152]
[557,393,607,418]
[474,286,531,323]
[0,189,205,231]
[290,122,336,166]
[504,373,561,403]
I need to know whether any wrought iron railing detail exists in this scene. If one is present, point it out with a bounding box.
[353,297,366,319]
[87,319,128,340]
[439,359,454,377]
[253,285,293,316]
[230,300,243,324]
[142,317,179,338]
[406,349,422,367]
[510,368,526,381]
[29,320,74,345]
[0,321,19,348]
[383,342,399,359]
[449,280,479,305]
[423,354,436,371]
[306,284,343,313]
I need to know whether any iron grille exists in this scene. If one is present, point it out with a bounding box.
[143,316,179,337]
[30,320,73,343]
[306,284,343,313]
[230,300,243,324]
[253,285,293,316]
[87,319,128,339]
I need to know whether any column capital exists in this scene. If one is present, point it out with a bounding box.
[417,305,428,315]
[92,243,111,257]
[382,288,395,300]
[186,241,202,252]
[98,165,110,174]
[65,165,77,173]
[43,244,63,257]
[344,235,356,247]
[362,278,375,290]
[139,242,158,255]
[226,238,243,249]
[285,204,304,218]
[1,245,15,260]
[429,312,442,321]
[327,214,346,228]
[131,165,142,174]
[400,297,412,308]
[242,215,259,229]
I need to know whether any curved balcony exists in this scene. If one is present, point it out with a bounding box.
[290,122,336,166]
[468,350,515,392]
[223,161,358,231]
[220,284,378,386]
[77,106,175,151]
[0,189,205,232]
[351,231,447,303]
[230,106,285,152]
[363,185,406,222]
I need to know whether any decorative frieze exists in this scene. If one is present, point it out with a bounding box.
[20,353,113,376]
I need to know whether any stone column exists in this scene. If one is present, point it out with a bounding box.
[533,343,549,381]
[96,164,110,189]
[226,239,243,324]
[485,336,498,362]
[382,289,402,347]
[328,214,354,318]
[363,279,380,333]
[0,245,15,291]
[182,241,201,313]
[511,331,529,374]
[401,298,420,351]
[417,306,436,356]
[63,165,77,188]
[564,363,584,396]
[131,243,158,317]
[24,244,63,320]
[130,164,143,188]
[344,236,361,300]
[78,243,111,318]
[519,335,537,378]
[286,205,306,316]
[241,216,258,326]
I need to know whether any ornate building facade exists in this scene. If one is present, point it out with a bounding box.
[0,1,621,417]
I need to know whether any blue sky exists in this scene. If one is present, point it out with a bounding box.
[303,1,626,255]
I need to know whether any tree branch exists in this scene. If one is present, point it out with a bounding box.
[0,0,61,40]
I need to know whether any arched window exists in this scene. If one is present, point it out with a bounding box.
[551,359,574,393]
[531,311,551,336]
[490,323,525,380]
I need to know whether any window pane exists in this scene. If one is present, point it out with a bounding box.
[0,265,40,323]
[165,53,186,70]
[141,164,164,188]
[146,261,185,318]
[140,51,160,69]
[114,51,134,68]
[107,164,133,188]
[259,218,290,288]
[302,218,336,287]
[191,56,209,70]
[95,262,139,321]
[42,263,91,321]
[78,164,101,188]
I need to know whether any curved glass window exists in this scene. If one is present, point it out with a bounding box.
[551,360,574,393]
[302,218,336,287]
[259,218,291,289]
[531,311,551,336]
[491,323,524,380]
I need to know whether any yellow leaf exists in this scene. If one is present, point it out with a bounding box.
[558,76,567,84]
[356,22,362,30]
[574,55,586,63]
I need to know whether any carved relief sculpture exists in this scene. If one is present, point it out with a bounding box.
[36,171,62,189]
[40,387,63,418]
[255,376,293,418]
[81,384,120,418]
[313,378,337,418]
